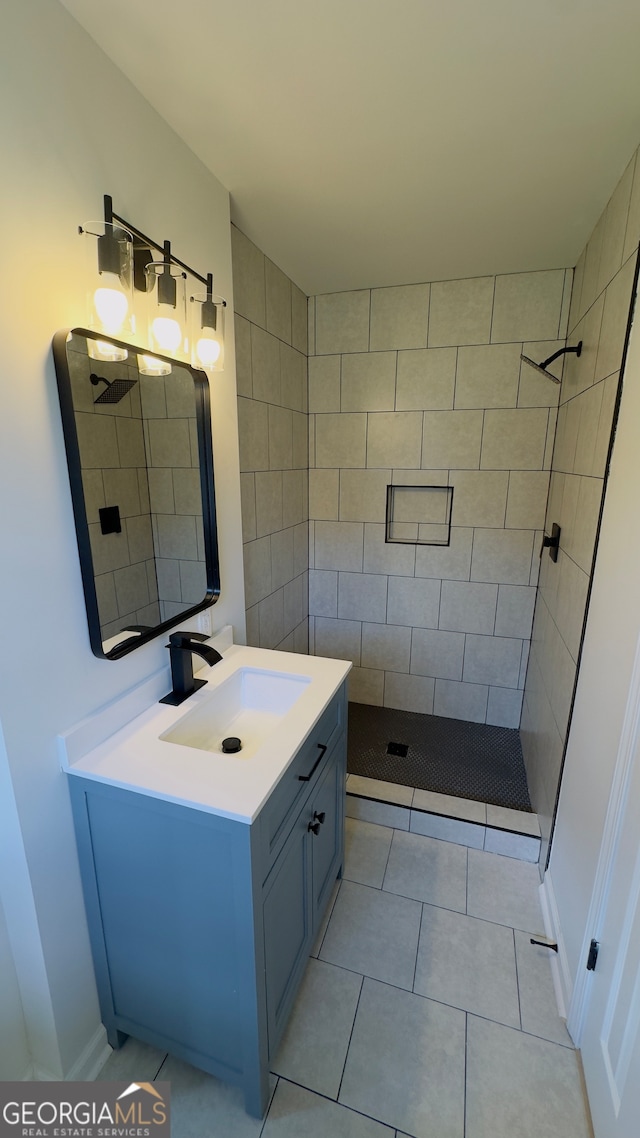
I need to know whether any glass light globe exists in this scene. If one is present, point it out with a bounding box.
[138,354,172,377]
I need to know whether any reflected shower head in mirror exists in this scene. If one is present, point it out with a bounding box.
[520,341,582,385]
[90,372,137,404]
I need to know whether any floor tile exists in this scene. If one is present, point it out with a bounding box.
[272,958,362,1098]
[466,1016,591,1138]
[414,905,520,1028]
[310,878,341,957]
[382,830,468,912]
[413,788,487,823]
[467,848,544,931]
[347,774,414,806]
[484,828,540,862]
[319,879,422,990]
[514,930,573,1047]
[410,809,485,849]
[486,804,540,835]
[344,817,393,887]
[263,1078,394,1138]
[156,1054,274,1137]
[346,794,410,830]
[95,1036,167,1081]
[339,977,465,1138]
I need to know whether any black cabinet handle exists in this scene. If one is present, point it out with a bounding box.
[308,821,321,835]
[298,743,328,782]
[314,811,326,824]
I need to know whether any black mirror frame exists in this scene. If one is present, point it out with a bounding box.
[52,328,220,660]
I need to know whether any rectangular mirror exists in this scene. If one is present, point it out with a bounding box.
[53,329,220,659]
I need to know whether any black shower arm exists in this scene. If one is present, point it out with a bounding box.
[540,341,582,369]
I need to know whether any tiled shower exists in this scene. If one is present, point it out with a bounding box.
[233,142,640,859]
[306,270,570,728]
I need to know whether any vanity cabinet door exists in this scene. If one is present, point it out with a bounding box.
[262,807,312,1054]
[309,739,345,933]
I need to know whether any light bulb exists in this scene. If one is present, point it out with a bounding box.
[88,339,128,363]
[152,314,182,353]
[93,272,129,334]
[196,335,222,368]
[138,354,171,377]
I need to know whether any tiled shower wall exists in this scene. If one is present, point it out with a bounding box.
[522,146,640,864]
[231,224,310,651]
[70,343,161,641]
[142,368,208,624]
[307,270,573,726]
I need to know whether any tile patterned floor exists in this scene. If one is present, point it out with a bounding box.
[97,819,592,1138]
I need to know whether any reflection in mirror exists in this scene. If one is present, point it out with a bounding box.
[53,329,219,659]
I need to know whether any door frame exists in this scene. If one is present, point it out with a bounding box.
[566,630,640,1044]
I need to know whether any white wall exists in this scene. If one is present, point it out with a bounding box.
[0,889,31,1081]
[0,0,245,1077]
[548,275,639,996]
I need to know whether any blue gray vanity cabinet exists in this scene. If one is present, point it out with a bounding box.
[67,681,346,1118]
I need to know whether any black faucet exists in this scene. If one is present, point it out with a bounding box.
[159,631,223,706]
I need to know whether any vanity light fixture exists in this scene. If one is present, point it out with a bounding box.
[190,273,225,374]
[80,195,226,371]
[80,199,134,361]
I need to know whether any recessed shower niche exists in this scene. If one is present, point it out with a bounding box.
[53,329,220,658]
[385,483,453,545]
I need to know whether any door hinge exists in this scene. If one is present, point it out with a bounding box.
[586,938,600,971]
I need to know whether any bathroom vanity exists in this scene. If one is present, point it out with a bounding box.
[61,642,350,1117]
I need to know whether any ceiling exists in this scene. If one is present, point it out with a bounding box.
[60,0,640,296]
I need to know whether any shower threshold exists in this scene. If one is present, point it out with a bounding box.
[347,703,539,861]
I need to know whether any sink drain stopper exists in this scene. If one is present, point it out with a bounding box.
[222,736,242,753]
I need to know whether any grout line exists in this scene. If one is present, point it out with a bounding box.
[335,973,365,1101]
[489,276,497,344]
[463,1012,468,1138]
[411,903,424,992]
[257,1076,280,1136]
[465,846,469,915]
[513,926,523,1031]
[153,1054,169,1080]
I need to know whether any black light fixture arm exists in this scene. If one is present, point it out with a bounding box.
[540,341,582,369]
[104,194,225,302]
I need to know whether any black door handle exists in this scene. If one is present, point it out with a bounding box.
[308,821,321,835]
[298,743,328,782]
[314,811,326,824]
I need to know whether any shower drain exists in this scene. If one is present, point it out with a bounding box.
[387,741,409,758]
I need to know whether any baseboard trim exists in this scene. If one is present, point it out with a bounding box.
[64,1024,111,1081]
[539,868,573,1030]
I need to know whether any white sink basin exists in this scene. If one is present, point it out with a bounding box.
[159,667,312,759]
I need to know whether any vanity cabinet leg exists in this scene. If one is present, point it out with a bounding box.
[106,1026,129,1050]
[243,1068,271,1119]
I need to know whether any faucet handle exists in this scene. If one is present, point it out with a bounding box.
[168,630,210,649]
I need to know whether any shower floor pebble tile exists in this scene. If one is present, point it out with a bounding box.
[96,820,592,1138]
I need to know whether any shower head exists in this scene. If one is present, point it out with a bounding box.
[520,340,582,386]
[90,372,137,404]
[520,355,562,384]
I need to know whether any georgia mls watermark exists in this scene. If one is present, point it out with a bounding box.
[0,1082,170,1138]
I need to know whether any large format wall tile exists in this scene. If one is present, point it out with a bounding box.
[303,262,595,726]
[234,225,309,653]
[520,146,639,861]
[315,290,370,355]
[428,276,494,346]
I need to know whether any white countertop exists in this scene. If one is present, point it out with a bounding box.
[59,644,351,824]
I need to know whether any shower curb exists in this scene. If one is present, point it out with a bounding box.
[346,781,541,863]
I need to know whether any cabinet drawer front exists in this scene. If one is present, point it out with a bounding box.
[258,685,345,876]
